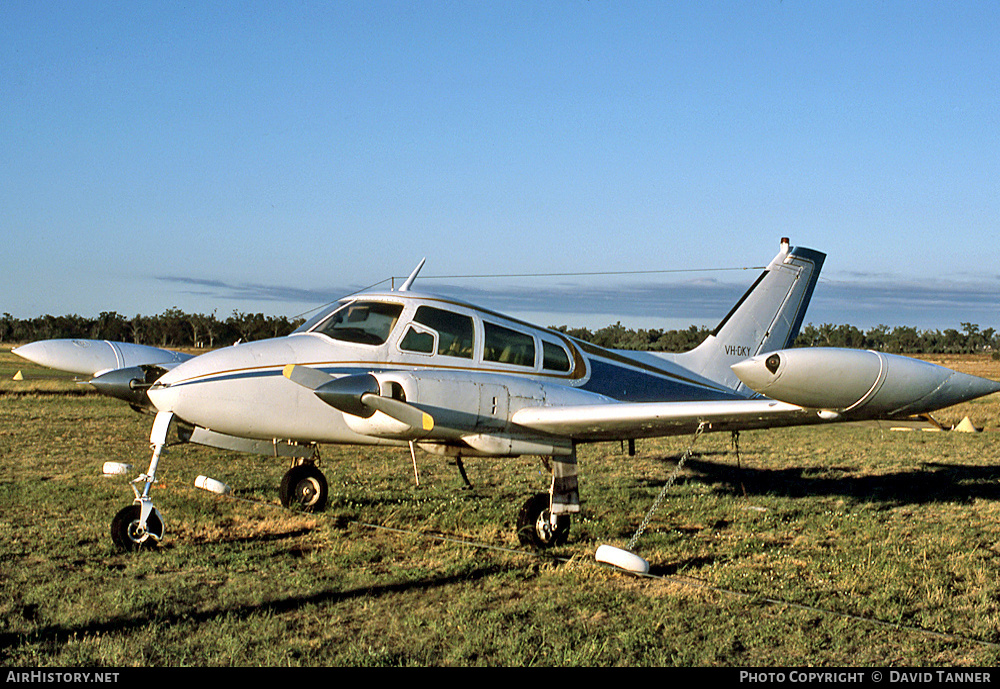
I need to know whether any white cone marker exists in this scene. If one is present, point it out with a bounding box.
[195,475,231,495]
[595,544,649,574]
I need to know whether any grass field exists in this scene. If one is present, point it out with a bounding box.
[2,347,1000,666]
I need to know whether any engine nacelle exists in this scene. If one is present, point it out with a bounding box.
[732,347,1000,418]
[89,365,169,410]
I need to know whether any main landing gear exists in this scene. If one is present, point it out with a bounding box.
[279,461,329,511]
[516,492,570,548]
[516,447,579,549]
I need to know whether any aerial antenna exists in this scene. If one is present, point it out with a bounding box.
[398,258,426,292]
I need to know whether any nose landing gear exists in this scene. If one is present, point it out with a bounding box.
[111,411,174,552]
[111,502,163,552]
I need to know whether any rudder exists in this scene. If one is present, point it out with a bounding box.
[666,238,825,392]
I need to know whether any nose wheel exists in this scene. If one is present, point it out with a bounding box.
[111,502,164,552]
[279,463,329,511]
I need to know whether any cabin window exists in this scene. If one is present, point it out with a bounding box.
[399,325,436,354]
[411,306,475,359]
[314,301,403,345]
[484,322,535,368]
[542,340,572,372]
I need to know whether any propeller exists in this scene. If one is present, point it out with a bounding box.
[282,366,434,432]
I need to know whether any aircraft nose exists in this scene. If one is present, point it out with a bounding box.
[146,373,181,413]
[145,349,223,415]
[145,337,299,431]
[146,382,176,411]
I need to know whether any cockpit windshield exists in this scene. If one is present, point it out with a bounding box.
[299,301,403,345]
[292,305,341,335]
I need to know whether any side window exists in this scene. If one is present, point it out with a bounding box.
[484,322,536,367]
[399,325,435,354]
[542,340,572,372]
[412,306,475,359]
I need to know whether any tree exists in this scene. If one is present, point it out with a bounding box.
[0,313,13,344]
[93,312,130,341]
[228,311,268,343]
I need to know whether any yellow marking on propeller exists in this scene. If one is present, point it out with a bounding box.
[282,364,296,379]
[422,413,434,431]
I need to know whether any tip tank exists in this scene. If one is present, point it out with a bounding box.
[732,348,1000,417]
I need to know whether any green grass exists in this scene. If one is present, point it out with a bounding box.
[2,348,1000,666]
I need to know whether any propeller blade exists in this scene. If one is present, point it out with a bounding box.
[283,367,433,431]
[282,364,335,390]
[361,393,435,432]
[284,366,375,417]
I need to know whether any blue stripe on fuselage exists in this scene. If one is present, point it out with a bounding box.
[581,358,745,402]
[165,366,370,388]
[164,358,742,404]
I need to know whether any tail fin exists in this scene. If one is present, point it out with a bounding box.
[667,238,825,392]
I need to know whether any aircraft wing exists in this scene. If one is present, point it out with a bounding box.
[511,399,818,441]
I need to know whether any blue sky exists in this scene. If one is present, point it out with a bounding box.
[3,2,998,332]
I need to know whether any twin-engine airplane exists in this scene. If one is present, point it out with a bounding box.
[13,239,1000,556]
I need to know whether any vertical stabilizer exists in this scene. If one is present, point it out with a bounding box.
[666,238,825,392]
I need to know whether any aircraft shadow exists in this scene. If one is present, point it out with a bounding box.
[0,563,516,654]
[640,453,1000,506]
[615,454,1000,576]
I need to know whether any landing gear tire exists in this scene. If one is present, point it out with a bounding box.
[111,504,163,552]
[516,492,570,548]
[279,464,328,512]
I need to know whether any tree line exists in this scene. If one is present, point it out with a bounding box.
[1,309,996,355]
[557,320,999,355]
[0,310,304,349]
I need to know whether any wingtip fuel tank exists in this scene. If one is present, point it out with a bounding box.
[12,339,192,377]
[732,348,1000,418]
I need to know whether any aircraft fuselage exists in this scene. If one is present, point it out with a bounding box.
[146,292,742,454]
